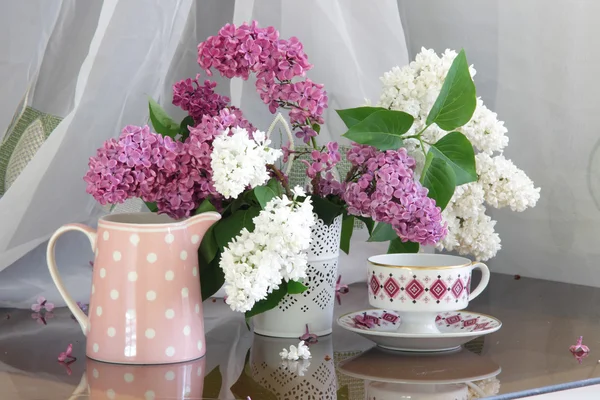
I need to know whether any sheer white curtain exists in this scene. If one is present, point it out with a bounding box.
[0,0,406,308]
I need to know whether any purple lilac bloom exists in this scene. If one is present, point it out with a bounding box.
[344,144,447,246]
[172,76,230,123]
[197,21,327,140]
[84,109,253,219]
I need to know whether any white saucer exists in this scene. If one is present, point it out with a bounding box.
[337,309,502,352]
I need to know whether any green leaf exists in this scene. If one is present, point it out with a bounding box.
[214,207,261,250]
[245,283,288,319]
[254,179,281,209]
[340,214,354,254]
[179,115,195,139]
[336,106,387,128]
[368,222,397,242]
[148,98,180,138]
[429,131,477,185]
[388,237,420,253]
[267,177,283,196]
[420,152,456,210]
[312,123,321,134]
[311,195,344,225]
[342,109,414,151]
[287,280,308,294]
[144,201,158,212]
[195,198,217,214]
[199,225,218,266]
[200,254,225,301]
[426,49,476,131]
[202,366,222,399]
[356,216,375,235]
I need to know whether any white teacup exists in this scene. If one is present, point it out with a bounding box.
[367,254,489,334]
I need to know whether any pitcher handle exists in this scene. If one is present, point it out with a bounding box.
[46,223,96,335]
[468,262,490,301]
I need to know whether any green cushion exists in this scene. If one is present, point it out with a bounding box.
[0,106,62,194]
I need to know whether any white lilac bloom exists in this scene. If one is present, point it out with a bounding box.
[210,127,282,199]
[221,194,315,312]
[378,48,540,261]
[280,341,312,361]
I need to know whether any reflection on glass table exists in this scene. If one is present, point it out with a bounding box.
[2,273,600,399]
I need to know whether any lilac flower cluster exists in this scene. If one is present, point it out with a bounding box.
[84,109,253,219]
[344,144,447,245]
[300,142,341,179]
[197,21,327,143]
[172,75,230,123]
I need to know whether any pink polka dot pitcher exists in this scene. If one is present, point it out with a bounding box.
[46,211,221,365]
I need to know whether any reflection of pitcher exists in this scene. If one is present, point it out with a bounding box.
[47,212,220,364]
[86,357,205,399]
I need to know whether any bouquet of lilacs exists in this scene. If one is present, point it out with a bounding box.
[83,20,512,319]
[377,48,540,260]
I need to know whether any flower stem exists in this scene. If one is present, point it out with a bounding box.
[267,164,293,198]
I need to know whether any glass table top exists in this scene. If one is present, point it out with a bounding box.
[1,273,599,399]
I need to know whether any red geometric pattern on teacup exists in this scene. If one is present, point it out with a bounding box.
[369,274,381,296]
[429,279,448,300]
[340,310,500,334]
[368,272,470,305]
[405,278,425,300]
[383,277,401,298]
[451,279,464,299]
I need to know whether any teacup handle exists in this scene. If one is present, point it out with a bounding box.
[46,223,96,335]
[468,262,490,301]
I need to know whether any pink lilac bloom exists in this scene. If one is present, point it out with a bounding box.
[85,113,252,219]
[31,296,54,312]
[172,76,230,123]
[344,144,447,246]
[318,172,345,197]
[198,21,327,143]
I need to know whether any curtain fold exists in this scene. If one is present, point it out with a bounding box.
[0,0,408,308]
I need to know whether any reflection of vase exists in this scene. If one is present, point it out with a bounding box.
[253,214,342,337]
[86,357,205,399]
[367,382,467,400]
[250,334,337,398]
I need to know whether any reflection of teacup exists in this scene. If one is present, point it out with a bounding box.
[367,381,468,400]
[368,254,490,334]
[86,357,205,399]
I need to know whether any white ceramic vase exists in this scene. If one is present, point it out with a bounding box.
[253,214,342,338]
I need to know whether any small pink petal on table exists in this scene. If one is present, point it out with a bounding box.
[570,336,590,364]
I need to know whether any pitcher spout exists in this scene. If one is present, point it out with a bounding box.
[185,211,221,248]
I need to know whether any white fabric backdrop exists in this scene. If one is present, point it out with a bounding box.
[397,0,600,287]
[0,0,405,308]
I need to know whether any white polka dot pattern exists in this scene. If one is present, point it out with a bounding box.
[86,222,210,364]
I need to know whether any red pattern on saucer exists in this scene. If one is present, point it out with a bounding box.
[340,309,500,334]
